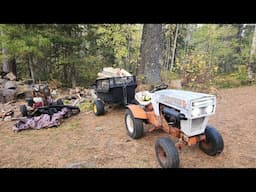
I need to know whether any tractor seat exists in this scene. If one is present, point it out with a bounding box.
[135,91,152,106]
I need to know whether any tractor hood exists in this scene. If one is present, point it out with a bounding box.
[149,89,216,119]
[155,89,215,101]
[153,89,216,112]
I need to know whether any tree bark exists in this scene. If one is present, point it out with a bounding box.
[1,30,17,76]
[2,48,9,73]
[236,24,246,54]
[126,31,131,71]
[71,63,76,88]
[165,34,171,70]
[136,24,147,76]
[248,25,256,80]
[162,24,172,70]
[170,24,179,71]
[139,24,162,84]
[2,48,16,76]
[184,24,194,56]
[28,55,35,83]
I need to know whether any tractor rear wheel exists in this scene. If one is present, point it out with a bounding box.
[124,109,144,139]
[155,137,179,168]
[93,99,105,116]
[199,126,224,156]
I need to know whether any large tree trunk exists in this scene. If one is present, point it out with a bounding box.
[170,24,179,71]
[139,24,162,84]
[136,24,147,76]
[248,25,256,80]
[1,29,17,76]
[2,48,16,76]
[184,24,194,56]
[162,24,172,70]
[236,24,246,54]
[9,58,16,76]
[28,55,35,83]
[71,63,76,88]
[63,63,68,86]
[2,48,9,73]
[126,31,131,72]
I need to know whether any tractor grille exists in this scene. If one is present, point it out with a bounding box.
[191,117,204,132]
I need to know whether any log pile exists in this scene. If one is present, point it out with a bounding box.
[61,88,97,106]
[0,72,33,104]
[97,67,132,79]
[0,72,18,103]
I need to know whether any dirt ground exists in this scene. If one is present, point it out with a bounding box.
[0,86,256,168]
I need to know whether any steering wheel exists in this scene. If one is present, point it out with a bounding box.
[150,83,168,93]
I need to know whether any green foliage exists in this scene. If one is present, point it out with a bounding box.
[0,24,142,87]
[96,24,142,73]
[214,65,249,88]
[1,24,255,90]
[78,100,93,112]
[161,24,190,70]
[175,52,218,90]
[190,25,238,72]
[159,24,256,90]
[235,65,248,81]
[160,70,180,83]
[214,75,243,88]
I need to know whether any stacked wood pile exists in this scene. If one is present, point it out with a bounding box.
[0,72,18,103]
[97,67,132,79]
[0,72,34,104]
[56,87,97,106]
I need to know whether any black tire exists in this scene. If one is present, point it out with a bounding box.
[20,105,28,117]
[56,99,64,105]
[71,107,80,115]
[199,126,224,156]
[124,109,144,139]
[155,137,179,168]
[93,99,105,116]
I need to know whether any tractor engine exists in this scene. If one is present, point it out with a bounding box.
[161,106,187,129]
[26,97,44,109]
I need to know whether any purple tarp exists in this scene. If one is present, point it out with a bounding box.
[13,107,71,132]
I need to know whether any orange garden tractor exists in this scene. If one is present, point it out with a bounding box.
[124,84,224,168]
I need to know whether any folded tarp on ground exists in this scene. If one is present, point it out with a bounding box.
[13,107,72,132]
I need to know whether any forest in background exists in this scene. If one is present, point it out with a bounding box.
[1,24,256,90]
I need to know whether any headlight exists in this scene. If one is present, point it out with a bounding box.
[205,105,214,114]
[191,108,200,117]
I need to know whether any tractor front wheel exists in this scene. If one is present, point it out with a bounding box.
[93,99,105,116]
[155,137,179,168]
[124,109,144,139]
[199,126,224,156]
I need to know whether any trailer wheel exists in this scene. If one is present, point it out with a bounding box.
[199,126,224,156]
[124,109,144,139]
[155,137,179,168]
[20,105,28,117]
[93,99,105,116]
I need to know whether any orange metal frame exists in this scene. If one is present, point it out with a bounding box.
[128,103,206,149]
